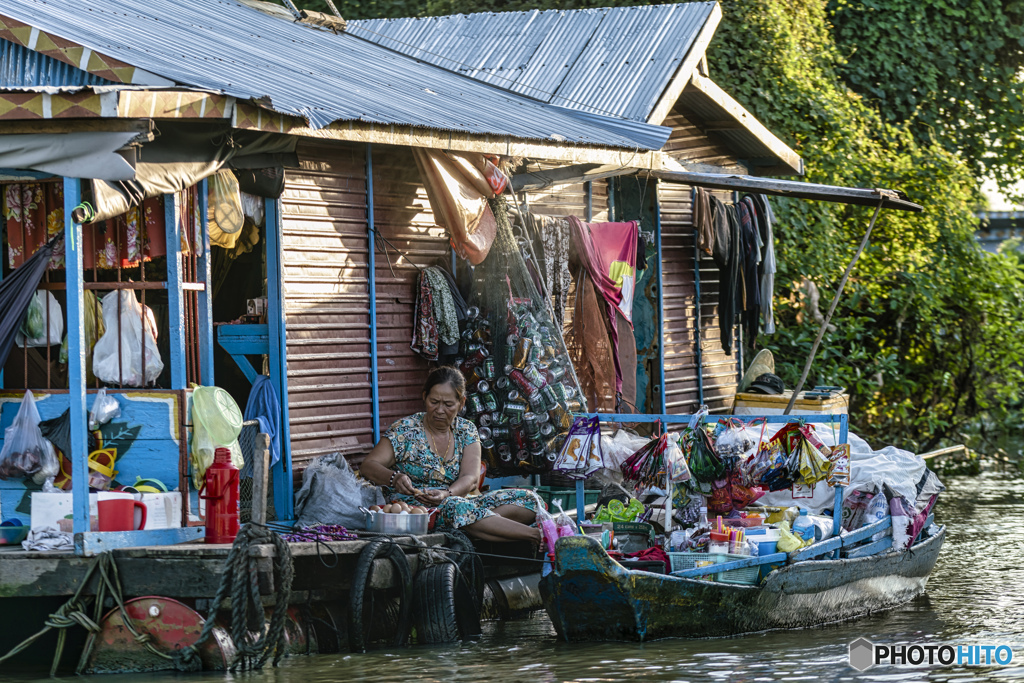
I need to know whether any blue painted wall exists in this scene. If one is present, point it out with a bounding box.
[0,391,183,522]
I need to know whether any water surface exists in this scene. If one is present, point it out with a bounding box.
[8,471,1024,682]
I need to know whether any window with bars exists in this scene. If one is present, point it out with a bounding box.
[1,181,206,391]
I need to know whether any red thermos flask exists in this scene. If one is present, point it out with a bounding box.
[200,447,240,544]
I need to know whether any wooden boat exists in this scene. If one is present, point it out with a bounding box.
[540,518,945,641]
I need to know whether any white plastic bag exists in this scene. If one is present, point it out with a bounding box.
[595,429,651,484]
[89,388,121,430]
[17,291,63,347]
[665,432,692,483]
[0,391,56,481]
[93,290,164,386]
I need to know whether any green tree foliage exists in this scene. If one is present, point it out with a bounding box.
[829,0,1024,194]
[283,0,1024,450]
[708,0,1024,450]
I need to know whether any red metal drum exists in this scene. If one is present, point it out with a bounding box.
[84,596,235,674]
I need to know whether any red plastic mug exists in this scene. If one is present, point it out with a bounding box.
[97,499,147,532]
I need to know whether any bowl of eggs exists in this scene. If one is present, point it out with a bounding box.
[365,502,431,535]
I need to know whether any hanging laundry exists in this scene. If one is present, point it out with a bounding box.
[411,270,439,361]
[709,197,742,355]
[568,216,638,394]
[244,375,281,467]
[738,197,761,349]
[752,194,778,334]
[423,266,459,347]
[693,187,715,256]
[532,214,572,329]
[567,270,617,412]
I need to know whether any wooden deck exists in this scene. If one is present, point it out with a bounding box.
[0,534,449,602]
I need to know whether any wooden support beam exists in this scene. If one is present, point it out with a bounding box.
[252,434,271,526]
[0,118,153,135]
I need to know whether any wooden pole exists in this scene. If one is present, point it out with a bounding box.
[785,200,884,414]
[252,434,271,526]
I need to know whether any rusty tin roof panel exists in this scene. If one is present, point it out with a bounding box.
[0,0,670,149]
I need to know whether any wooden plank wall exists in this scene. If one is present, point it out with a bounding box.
[658,106,747,414]
[281,141,373,467]
[370,146,449,446]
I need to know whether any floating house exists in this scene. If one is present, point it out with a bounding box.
[0,0,837,549]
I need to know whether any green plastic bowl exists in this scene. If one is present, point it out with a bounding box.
[0,526,29,545]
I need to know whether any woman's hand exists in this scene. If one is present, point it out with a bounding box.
[416,488,449,507]
[393,473,421,497]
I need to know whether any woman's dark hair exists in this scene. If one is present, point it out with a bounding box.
[422,365,466,399]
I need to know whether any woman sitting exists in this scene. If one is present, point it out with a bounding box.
[361,366,542,545]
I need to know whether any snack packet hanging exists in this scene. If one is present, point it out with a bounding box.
[553,416,600,479]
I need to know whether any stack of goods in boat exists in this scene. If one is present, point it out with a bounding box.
[549,412,947,581]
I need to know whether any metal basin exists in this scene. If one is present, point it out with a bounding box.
[363,511,430,535]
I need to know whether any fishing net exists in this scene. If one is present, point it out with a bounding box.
[458,196,588,476]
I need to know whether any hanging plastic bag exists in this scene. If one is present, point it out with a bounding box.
[0,391,56,481]
[60,290,106,383]
[190,385,244,488]
[93,290,164,386]
[88,388,121,430]
[665,433,691,483]
[17,290,63,347]
[208,170,244,248]
[714,418,755,461]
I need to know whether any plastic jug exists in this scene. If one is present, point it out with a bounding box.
[793,509,814,541]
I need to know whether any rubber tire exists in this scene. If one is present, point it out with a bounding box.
[348,538,413,652]
[413,562,482,644]
[445,532,484,611]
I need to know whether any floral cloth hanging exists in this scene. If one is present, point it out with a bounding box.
[4,182,167,270]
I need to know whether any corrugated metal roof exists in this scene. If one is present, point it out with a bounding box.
[0,0,670,150]
[349,3,717,122]
[0,36,114,88]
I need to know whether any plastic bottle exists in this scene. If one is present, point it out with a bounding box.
[793,509,814,542]
[697,506,710,532]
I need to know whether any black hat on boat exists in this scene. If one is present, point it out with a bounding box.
[747,373,785,395]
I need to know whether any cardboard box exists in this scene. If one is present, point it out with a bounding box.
[31,492,182,532]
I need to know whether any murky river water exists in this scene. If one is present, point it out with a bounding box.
[8,470,1024,682]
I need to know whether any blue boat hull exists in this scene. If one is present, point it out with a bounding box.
[540,526,945,641]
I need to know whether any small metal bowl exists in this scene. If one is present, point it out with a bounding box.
[0,526,29,545]
[363,511,430,535]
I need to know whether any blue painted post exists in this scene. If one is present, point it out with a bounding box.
[654,181,666,414]
[692,188,704,405]
[265,197,294,519]
[64,178,89,536]
[585,181,593,222]
[608,177,616,221]
[576,477,586,523]
[164,193,186,390]
[197,179,214,385]
[833,413,849,550]
[366,144,380,442]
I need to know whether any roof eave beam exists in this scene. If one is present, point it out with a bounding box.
[511,163,640,192]
[686,73,803,176]
[646,2,722,127]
